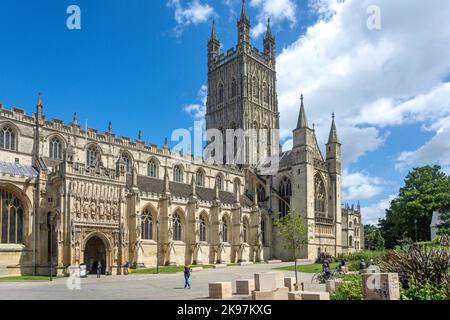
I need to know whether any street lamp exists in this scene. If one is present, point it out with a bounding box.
[49,214,53,282]
[156,219,159,274]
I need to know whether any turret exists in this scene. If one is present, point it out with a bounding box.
[326,113,341,174]
[263,17,275,64]
[292,94,314,150]
[208,19,220,70]
[237,0,250,47]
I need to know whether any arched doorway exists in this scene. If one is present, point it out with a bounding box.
[84,236,107,274]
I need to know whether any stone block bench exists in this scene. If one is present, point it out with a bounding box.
[209,282,232,299]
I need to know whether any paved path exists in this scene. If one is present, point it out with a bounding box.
[0,262,313,300]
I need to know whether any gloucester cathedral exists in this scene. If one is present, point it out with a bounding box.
[0,2,363,276]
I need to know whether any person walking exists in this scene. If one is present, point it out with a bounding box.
[184,262,192,289]
[97,261,102,279]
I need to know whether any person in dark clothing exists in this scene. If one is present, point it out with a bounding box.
[359,259,366,271]
[322,258,331,279]
[184,262,192,289]
[97,261,102,278]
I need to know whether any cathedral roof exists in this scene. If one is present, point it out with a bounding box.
[132,175,253,207]
[0,161,38,178]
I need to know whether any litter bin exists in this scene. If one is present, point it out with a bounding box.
[79,264,87,278]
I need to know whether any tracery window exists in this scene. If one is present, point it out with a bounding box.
[196,170,205,187]
[222,220,228,243]
[199,217,206,242]
[141,208,154,240]
[173,213,182,241]
[279,177,291,218]
[0,189,24,244]
[174,165,183,183]
[49,137,62,160]
[231,78,237,97]
[148,159,158,178]
[86,145,100,167]
[0,126,16,151]
[314,174,326,213]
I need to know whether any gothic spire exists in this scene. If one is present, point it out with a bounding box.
[296,94,309,129]
[327,112,340,144]
[37,92,43,107]
[210,19,219,41]
[239,0,249,22]
[265,17,273,40]
[36,92,43,121]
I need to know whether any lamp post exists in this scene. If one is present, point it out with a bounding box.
[156,219,159,274]
[49,214,53,282]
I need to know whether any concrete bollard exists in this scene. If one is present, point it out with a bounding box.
[209,282,232,299]
[236,279,255,295]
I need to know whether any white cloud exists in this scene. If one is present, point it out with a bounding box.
[276,0,450,165]
[183,85,207,122]
[249,0,297,38]
[342,169,384,201]
[168,0,215,36]
[396,115,450,174]
[361,195,396,225]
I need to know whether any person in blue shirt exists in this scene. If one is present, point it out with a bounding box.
[184,262,192,289]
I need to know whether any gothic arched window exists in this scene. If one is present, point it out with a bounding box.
[173,165,184,183]
[218,83,224,103]
[349,235,353,247]
[234,178,241,195]
[196,170,205,187]
[119,153,131,173]
[0,125,16,151]
[257,184,266,204]
[222,220,228,243]
[216,174,224,191]
[314,174,326,213]
[231,78,237,97]
[243,223,248,243]
[261,218,266,246]
[252,76,259,99]
[49,137,63,160]
[173,213,182,241]
[148,159,158,178]
[1,189,24,244]
[86,145,100,167]
[199,216,206,242]
[141,208,154,240]
[278,177,291,218]
[263,82,268,103]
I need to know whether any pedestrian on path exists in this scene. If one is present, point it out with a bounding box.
[184,262,192,289]
[97,261,102,278]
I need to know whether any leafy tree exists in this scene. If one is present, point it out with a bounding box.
[437,201,450,236]
[379,165,450,248]
[364,225,385,250]
[273,212,309,286]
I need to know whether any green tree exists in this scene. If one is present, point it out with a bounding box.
[364,224,385,250]
[379,165,450,248]
[273,212,309,286]
[437,201,450,236]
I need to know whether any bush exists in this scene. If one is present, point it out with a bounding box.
[379,237,450,298]
[401,279,449,300]
[330,275,363,300]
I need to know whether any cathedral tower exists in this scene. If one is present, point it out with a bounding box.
[205,0,279,166]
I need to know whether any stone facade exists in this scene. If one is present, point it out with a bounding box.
[0,1,361,276]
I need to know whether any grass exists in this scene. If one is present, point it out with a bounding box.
[273,262,340,273]
[0,275,64,281]
[130,264,214,274]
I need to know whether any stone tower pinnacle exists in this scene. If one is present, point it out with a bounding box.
[297,94,309,129]
[328,112,340,144]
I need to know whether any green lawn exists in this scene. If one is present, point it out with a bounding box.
[274,262,340,273]
[130,264,214,274]
[0,276,63,282]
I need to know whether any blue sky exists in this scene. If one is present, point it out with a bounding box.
[1,0,450,225]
